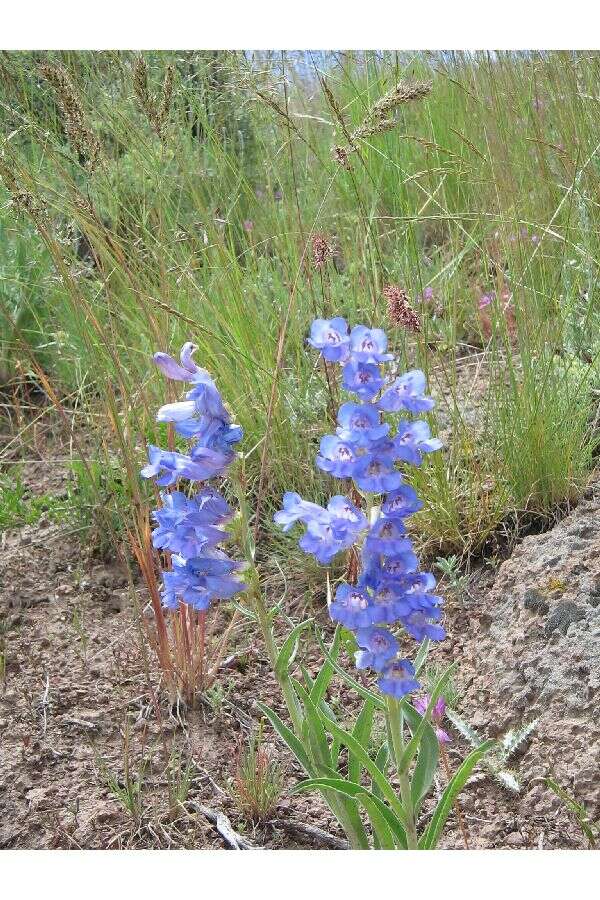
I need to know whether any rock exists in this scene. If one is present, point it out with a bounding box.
[523,589,549,616]
[456,485,600,817]
[505,831,524,847]
[545,601,586,636]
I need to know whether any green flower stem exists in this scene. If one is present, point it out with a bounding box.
[250,579,305,736]
[387,695,419,850]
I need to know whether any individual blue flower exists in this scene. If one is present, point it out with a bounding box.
[162,560,211,610]
[364,517,411,556]
[316,435,360,478]
[402,610,446,642]
[378,369,435,414]
[377,659,420,698]
[364,582,407,624]
[336,402,389,446]
[161,552,246,611]
[329,583,380,629]
[349,325,393,363]
[185,374,231,422]
[381,484,423,518]
[342,360,384,400]
[298,517,355,564]
[393,420,443,466]
[355,627,399,671]
[361,547,419,587]
[352,452,402,493]
[141,445,229,486]
[273,492,328,532]
[326,495,368,538]
[156,400,197,424]
[151,490,230,557]
[153,341,203,382]
[188,420,243,456]
[307,317,350,362]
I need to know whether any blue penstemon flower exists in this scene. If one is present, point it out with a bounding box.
[142,342,246,613]
[274,317,443,699]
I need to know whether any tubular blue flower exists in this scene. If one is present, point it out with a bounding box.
[378,369,435,414]
[393,420,443,465]
[151,490,232,558]
[273,492,329,532]
[349,325,393,363]
[381,484,423,518]
[329,583,381,629]
[364,517,408,553]
[316,435,360,478]
[141,445,229,486]
[185,374,231,422]
[153,341,203,381]
[188,420,243,456]
[161,552,246,611]
[365,583,409,624]
[336,402,389,446]
[342,360,384,400]
[298,517,355,564]
[352,452,403,493]
[161,559,211,610]
[355,627,399,671]
[377,659,420,698]
[307,317,350,362]
[156,400,197,423]
[326,495,368,537]
[402,610,446,642]
[285,494,367,563]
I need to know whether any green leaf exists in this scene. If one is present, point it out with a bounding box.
[403,703,439,811]
[300,663,314,693]
[292,777,407,849]
[310,624,342,706]
[259,705,368,848]
[371,742,389,799]
[421,739,496,849]
[349,699,375,785]
[413,637,430,675]
[257,701,313,774]
[275,620,312,680]
[292,678,332,772]
[317,713,405,821]
[358,792,396,849]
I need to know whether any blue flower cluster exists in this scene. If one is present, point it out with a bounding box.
[141,342,246,611]
[275,318,444,698]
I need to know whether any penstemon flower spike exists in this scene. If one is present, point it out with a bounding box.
[139,342,247,703]
[264,316,496,850]
[275,316,444,700]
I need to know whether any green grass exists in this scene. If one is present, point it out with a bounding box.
[0,467,67,528]
[0,50,599,570]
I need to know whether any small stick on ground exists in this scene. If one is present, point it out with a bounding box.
[271,818,349,849]
[183,800,257,850]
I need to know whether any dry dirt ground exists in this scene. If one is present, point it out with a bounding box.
[0,445,596,850]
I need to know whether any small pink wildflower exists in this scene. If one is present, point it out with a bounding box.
[414,694,451,744]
